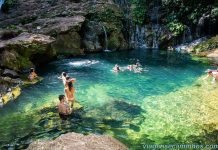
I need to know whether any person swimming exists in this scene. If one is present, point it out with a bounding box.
[128,61,142,73]
[28,68,38,81]
[58,95,72,120]
[65,81,75,109]
[113,64,120,72]
[128,65,134,71]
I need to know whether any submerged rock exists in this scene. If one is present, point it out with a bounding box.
[2,86,21,105]
[27,132,128,150]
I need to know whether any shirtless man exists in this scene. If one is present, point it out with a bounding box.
[65,81,75,108]
[28,68,38,81]
[58,95,71,120]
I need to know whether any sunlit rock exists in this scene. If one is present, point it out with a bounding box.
[28,132,127,150]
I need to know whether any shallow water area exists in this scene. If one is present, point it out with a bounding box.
[0,49,217,149]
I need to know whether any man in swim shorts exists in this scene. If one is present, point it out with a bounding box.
[58,95,72,120]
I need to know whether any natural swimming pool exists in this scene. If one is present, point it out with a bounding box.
[0,49,217,149]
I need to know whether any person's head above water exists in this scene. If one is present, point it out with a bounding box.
[30,68,35,73]
[59,95,65,102]
[62,72,67,77]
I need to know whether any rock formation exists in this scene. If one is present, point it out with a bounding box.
[28,132,128,150]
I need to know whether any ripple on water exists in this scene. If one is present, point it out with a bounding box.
[68,60,100,67]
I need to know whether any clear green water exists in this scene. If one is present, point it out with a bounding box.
[0,49,217,149]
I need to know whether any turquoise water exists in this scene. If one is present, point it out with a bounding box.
[0,49,217,149]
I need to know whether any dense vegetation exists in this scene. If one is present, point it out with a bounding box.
[128,0,218,36]
[193,35,218,53]
[1,0,17,12]
[162,0,218,36]
[130,0,147,25]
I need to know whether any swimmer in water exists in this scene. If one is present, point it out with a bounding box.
[113,64,120,72]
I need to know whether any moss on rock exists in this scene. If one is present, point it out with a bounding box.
[108,31,128,50]
[193,35,218,53]
[2,86,21,105]
[0,50,33,71]
[87,3,124,30]
[52,31,84,56]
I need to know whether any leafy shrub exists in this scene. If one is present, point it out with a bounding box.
[130,0,147,25]
[167,22,184,36]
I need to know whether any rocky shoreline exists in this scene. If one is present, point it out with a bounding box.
[174,35,218,64]
[0,68,43,106]
[27,132,128,150]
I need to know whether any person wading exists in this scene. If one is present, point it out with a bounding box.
[65,81,75,109]
[58,95,71,120]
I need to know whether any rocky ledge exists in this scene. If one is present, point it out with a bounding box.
[0,32,55,71]
[27,132,128,150]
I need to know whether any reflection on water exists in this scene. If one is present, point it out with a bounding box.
[0,49,217,149]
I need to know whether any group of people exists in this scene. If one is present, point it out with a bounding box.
[112,61,142,73]
[57,72,76,120]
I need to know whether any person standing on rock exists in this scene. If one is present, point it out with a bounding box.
[58,72,68,86]
[7,88,14,101]
[28,68,38,81]
[65,81,75,109]
[58,95,72,120]
[0,93,4,108]
[58,72,76,87]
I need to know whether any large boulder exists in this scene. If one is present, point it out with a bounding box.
[2,69,19,78]
[0,50,33,71]
[27,132,128,150]
[0,32,55,70]
[82,2,128,52]
[81,21,103,52]
[108,31,128,51]
[39,16,86,56]
[24,16,86,56]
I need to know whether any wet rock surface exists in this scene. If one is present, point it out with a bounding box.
[27,132,128,150]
